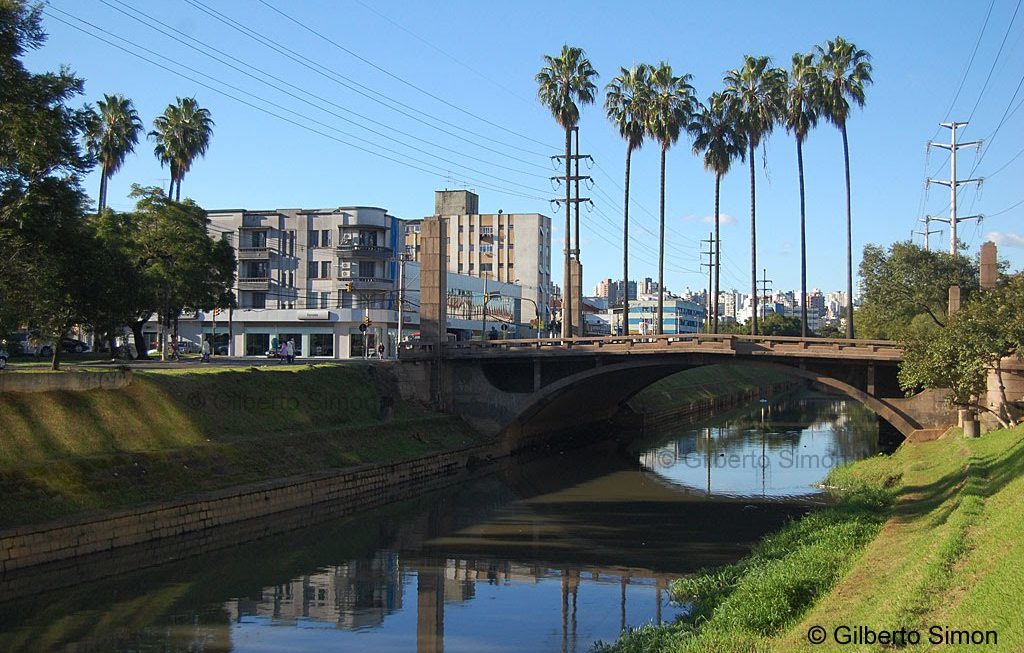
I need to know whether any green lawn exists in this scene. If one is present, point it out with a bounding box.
[598,425,1024,653]
[0,365,487,527]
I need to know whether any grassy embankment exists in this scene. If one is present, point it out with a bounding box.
[0,365,486,528]
[628,364,796,413]
[598,425,1024,653]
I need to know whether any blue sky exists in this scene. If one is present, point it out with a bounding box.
[27,0,1024,294]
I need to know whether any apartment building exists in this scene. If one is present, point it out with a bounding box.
[628,298,705,335]
[404,190,552,326]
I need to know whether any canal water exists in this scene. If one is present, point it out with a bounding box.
[0,390,880,652]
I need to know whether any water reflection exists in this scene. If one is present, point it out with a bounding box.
[639,393,880,499]
[0,391,878,652]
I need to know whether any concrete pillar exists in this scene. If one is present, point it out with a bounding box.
[420,217,448,343]
[571,259,584,336]
[533,359,542,392]
[948,285,961,317]
[416,563,445,653]
[980,241,998,290]
[867,363,876,396]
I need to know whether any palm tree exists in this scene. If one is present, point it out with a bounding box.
[645,62,697,335]
[536,45,598,338]
[149,97,215,201]
[723,55,786,335]
[85,94,143,212]
[604,64,652,334]
[783,53,823,338]
[816,37,872,339]
[689,92,748,334]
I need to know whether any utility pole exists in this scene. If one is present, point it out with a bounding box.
[757,268,773,324]
[927,122,983,256]
[396,253,407,355]
[481,274,488,339]
[913,216,942,252]
[551,131,592,337]
[700,232,716,333]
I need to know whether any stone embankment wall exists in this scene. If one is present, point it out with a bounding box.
[0,370,133,393]
[0,441,502,574]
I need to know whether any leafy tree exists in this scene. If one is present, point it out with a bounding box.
[645,62,697,335]
[84,93,143,211]
[0,0,97,368]
[759,313,803,336]
[536,45,598,337]
[605,64,652,333]
[149,96,214,201]
[724,55,786,336]
[899,274,1024,428]
[689,92,747,333]
[857,241,978,339]
[782,52,823,338]
[816,36,873,338]
[125,186,235,360]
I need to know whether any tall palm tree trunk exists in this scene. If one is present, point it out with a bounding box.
[175,177,182,202]
[657,146,666,336]
[749,142,758,336]
[713,173,721,334]
[798,135,808,338]
[841,122,854,338]
[623,146,632,335]
[562,126,573,338]
[98,167,108,212]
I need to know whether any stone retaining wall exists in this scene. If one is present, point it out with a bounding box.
[0,441,502,574]
[0,370,133,393]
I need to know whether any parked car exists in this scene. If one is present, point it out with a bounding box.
[61,337,90,353]
[10,334,53,358]
[0,348,8,370]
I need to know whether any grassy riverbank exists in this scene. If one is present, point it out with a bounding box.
[598,425,1024,652]
[0,365,486,528]
[627,364,796,413]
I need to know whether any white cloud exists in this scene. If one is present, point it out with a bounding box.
[985,232,1024,248]
[683,213,737,226]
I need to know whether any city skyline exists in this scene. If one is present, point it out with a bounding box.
[27,0,1024,294]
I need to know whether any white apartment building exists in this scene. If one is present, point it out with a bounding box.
[404,190,552,327]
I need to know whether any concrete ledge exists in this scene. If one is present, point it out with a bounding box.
[0,370,133,393]
[0,441,503,574]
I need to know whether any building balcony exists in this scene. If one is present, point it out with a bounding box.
[238,276,271,291]
[336,243,393,258]
[336,274,393,291]
[238,247,270,260]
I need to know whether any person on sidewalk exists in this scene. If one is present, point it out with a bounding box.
[278,339,290,364]
[201,339,211,363]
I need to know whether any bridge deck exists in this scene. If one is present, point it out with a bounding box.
[400,333,903,362]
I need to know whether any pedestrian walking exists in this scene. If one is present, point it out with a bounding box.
[201,339,211,363]
[377,342,385,360]
[287,338,296,364]
[278,339,290,364]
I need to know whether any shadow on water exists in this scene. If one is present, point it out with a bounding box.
[0,390,879,653]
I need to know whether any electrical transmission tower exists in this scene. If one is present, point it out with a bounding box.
[927,122,983,255]
[913,216,943,252]
[551,126,592,337]
[700,232,716,332]
[757,268,773,324]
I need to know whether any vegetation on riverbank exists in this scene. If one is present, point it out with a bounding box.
[598,425,1024,652]
[627,364,795,413]
[0,365,485,528]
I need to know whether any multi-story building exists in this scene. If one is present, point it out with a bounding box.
[595,278,614,301]
[628,298,705,335]
[142,204,522,359]
[611,279,637,305]
[404,190,552,326]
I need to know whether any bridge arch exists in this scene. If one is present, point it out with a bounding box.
[479,360,921,448]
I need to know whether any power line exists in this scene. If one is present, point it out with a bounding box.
[99,0,552,180]
[252,0,555,150]
[44,7,552,202]
[178,0,551,159]
[964,0,1022,125]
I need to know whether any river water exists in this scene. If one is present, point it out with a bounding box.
[0,390,879,652]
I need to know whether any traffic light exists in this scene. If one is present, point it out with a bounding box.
[345,282,354,292]
[362,315,372,327]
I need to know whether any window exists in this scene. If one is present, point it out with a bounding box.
[358,261,375,278]
[287,231,296,256]
[308,230,319,248]
[320,291,330,309]
[469,244,475,252]
[307,261,319,278]
[250,292,266,309]
[321,261,331,278]
[339,290,352,308]
[251,231,267,248]
[480,263,493,272]
[310,333,333,357]
[480,244,493,254]
[321,229,331,247]
[245,333,269,356]
[350,332,376,358]
[287,271,294,287]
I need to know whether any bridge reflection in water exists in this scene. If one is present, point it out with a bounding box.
[0,392,875,653]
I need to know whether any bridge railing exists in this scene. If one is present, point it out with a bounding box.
[399,333,903,360]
